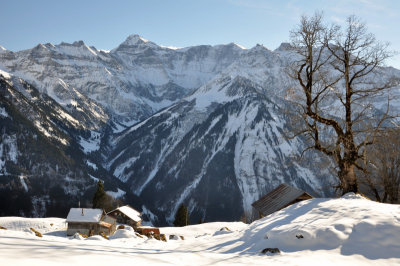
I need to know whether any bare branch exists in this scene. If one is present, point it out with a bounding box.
[287,13,397,195]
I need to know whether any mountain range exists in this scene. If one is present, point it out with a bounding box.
[1,35,399,224]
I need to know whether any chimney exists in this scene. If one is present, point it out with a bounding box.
[81,208,84,216]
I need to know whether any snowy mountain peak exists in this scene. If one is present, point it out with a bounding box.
[244,44,274,57]
[230,42,246,50]
[57,40,89,48]
[275,42,292,52]
[59,41,99,56]
[71,40,86,47]
[122,34,154,46]
[32,43,49,51]
[0,45,7,52]
[44,42,56,48]
[252,43,268,50]
[112,34,160,53]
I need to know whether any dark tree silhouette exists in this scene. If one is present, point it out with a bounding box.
[92,180,113,211]
[173,204,189,227]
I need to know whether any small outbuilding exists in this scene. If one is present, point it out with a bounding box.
[107,205,142,228]
[136,226,160,236]
[66,208,116,236]
[251,184,313,218]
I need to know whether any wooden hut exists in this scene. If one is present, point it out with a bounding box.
[136,226,160,235]
[107,205,142,228]
[251,184,313,218]
[66,208,116,236]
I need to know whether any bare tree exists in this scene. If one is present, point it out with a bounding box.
[360,128,400,203]
[288,13,398,194]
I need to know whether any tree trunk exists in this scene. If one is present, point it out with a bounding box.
[372,188,382,202]
[340,163,358,195]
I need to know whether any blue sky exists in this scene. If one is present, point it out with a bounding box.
[1,0,399,68]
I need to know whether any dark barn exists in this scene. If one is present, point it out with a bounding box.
[252,184,313,218]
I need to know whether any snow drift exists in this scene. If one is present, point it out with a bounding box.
[231,193,400,260]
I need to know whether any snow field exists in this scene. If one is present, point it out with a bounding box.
[0,217,66,233]
[0,194,399,265]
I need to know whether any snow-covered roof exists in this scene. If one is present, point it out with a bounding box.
[108,205,141,222]
[66,208,103,223]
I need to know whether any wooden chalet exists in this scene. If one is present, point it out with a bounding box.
[66,208,116,236]
[107,205,142,228]
[251,184,313,218]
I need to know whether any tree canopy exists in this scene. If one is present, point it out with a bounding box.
[288,12,399,194]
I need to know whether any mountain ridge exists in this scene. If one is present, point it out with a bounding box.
[0,34,257,124]
[1,35,399,224]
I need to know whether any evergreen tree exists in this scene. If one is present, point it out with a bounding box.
[92,180,113,211]
[173,203,189,227]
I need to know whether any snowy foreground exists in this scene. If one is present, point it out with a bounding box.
[1,194,400,265]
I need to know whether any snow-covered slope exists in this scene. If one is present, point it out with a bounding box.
[0,194,399,265]
[0,73,119,217]
[105,41,400,225]
[107,50,335,224]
